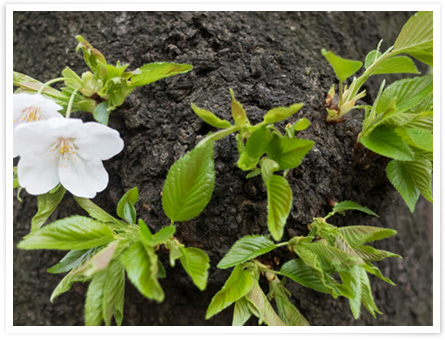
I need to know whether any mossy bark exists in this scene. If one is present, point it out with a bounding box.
[13,11,432,326]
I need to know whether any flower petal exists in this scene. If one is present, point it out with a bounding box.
[58,154,109,198]
[13,121,59,158]
[17,154,60,195]
[75,122,124,160]
[13,93,63,129]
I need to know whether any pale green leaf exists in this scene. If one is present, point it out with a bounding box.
[217,235,276,269]
[271,279,309,326]
[361,125,414,161]
[337,226,397,248]
[93,101,111,126]
[162,142,215,222]
[332,201,379,217]
[74,196,121,226]
[129,62,192,87]
[30,185,66,234]
[190,103,231,128]
[266,135,314,170]
[245,283,286,326]
[50,269,91,302]
[179,247,210,291]
[386,159,422,211]
[232,297,252,326]
[263,103,304,124]
[364,50,382,69]
[13,167,19,189]
[403,128,433,151]
[369,56,419,76]
[321,49,363,82]
[229,88,248,126]
[152,225,176,245]
[48,248,99,274]
[293,117,311,131]
[267,175,293,241]
[404,111,433,132]
[62,67,83,89]
[260,158,279,185]
[393,11,433,56]
[13,71,66,99]
[75,35,108,79]
[18,216,115,250]
[354,245,401,262]
[121,241,164,302]
[206,265,255,319]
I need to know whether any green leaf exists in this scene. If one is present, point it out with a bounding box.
[13,167,19,189]
[18,216,115,250]
[263,103,304,124]
[270,278,309,326]
[403,128,433,152]
[393,11,433,56]
[48,248,98,274]
[339,266,382,319]
[245,283,286,326]
[266,135,314,170]
[152,225,176,245]
[206,265,255,319]
[157,260,166,279]
[293,117,311,131]
[13,71,66,99]
[246,126,269,159]
[404,111,433,132]
[280,259,334,295]
[50,269,92,302]
[331,201,379,217]
[85,259,125,326]
[190,103,231,129]
[62,67,83,89]
[361,125,414,161]
[121,241,164,302]
[386,159,422,212]
[364,50,382,69]
[129,62,193,87]
[162,142,215,222]
[75,35,108,79]
[368,56,419,76]
[30,185,66,234]
[116,187,138,224]
[260,158,279,185]
[354,245,401,262]
[179,247,210,291]
[93,101,111,126]
[217,235,277,269]
[74,196,122,226]
[337,226,397,248]
[229,88,248,126]
[232,297,252,326]
[267,175,293,241]
[321,49,363,82]
[362,261,396,285]
[376,75,433,115]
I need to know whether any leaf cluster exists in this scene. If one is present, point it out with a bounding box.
[18,187,210,326]
[14,35,193,125]
[322,11,433,211]
[206,202,400,325]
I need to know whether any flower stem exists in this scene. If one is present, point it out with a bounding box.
[37,77,66,94]
[65,87,82,119]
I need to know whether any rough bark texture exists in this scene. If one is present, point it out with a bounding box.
[13,11,433,326]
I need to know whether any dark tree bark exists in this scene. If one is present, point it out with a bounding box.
[13,11,433,326]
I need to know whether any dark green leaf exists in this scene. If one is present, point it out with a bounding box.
[386,159,421,212]
[266,135,314,170]
[116,187,138,224]
[190,103,231,129]
[121,241,164,302]
[246,126,269,159]
[162,142,215,222]
[179,247,210,291]
[30,185,66,234]
[206,265,255,319]
[361,125,414,161]
[263,103,304,124]
[267,175,293,241]
[217,235,277,269]
[129,62,192,87]
[18,216,115,250]
[321,49,363,82]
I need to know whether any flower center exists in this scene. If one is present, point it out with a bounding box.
[48,138,78,167]
[19,106,42,123]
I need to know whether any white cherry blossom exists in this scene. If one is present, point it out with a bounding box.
[13,93,63,129]
[14,117,124,198]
